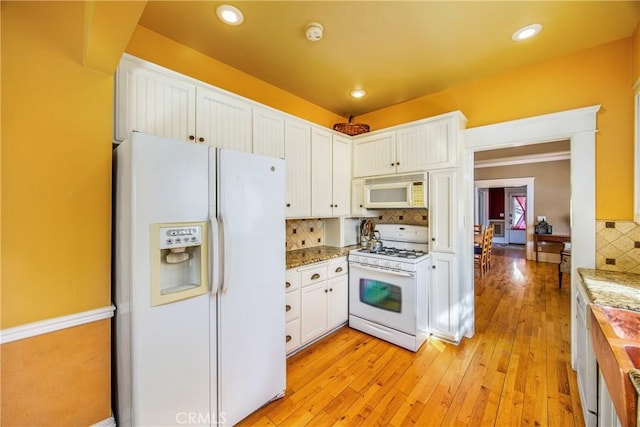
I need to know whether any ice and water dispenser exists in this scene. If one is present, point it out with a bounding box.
[149,221,209,306]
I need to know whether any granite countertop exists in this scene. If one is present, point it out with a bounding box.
[286,245,360,270]
[577,268,640,312]
[578,268,640,408]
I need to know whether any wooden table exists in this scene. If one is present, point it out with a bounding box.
[534,233,570,262]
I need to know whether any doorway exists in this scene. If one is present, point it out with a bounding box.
[461,105,599,363]
[505,187,526,245]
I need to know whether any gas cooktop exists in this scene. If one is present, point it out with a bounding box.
[354,247,427,259]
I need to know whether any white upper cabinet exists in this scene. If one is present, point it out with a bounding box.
[311,128,334,217]
[352,132,396,178]
[284,118,312,218]
[429,169,456,254]
[196,87,252,152]
[352,113,464,178]
[253,107,285,159]
[396,120,455,172]
[114,58,196,143]
[331,135,351,217]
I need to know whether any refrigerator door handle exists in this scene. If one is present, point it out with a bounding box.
[219,215,228,295]
[210,217,221,296]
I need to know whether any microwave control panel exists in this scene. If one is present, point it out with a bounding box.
[412,182,425,207]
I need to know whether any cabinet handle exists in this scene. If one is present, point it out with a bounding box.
[286,203,291,207]
[329,288,333,292]
[335,267,343,273]
[286,305,291,312]
[432,265,436,269]
[286,335,292,343]
[324,289,328,293]
[359,204,363,208]
[286,281,291,288]
[391,163,395,166]
[330,204,334,207]
[397,162,400,166]
[189,135,195,141]
[311,273,320,280]
[432,238,436,241]
[199,137,205,143]
[335,204,338,208]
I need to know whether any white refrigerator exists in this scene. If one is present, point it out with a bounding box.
[114,132,286,426]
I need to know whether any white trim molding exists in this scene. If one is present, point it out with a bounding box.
[474,150,570,169]
[0,305,115,344]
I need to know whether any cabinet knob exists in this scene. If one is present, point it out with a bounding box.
[432,238,436,241]
[286,335,292,343]
[286,203,291,207]
[359,204,363,208]
[324,289,328,293]
[432,265,436,269]
[285,282,291,288]
[329,288,333,292]
[286,305,291,312]
[335,204,338,208]
[189,135,195,141]
[198,137,205,143]
[391,163,395,166]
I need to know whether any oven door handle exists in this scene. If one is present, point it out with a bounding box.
[351,263,415,278]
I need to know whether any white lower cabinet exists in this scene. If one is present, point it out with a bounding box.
[429,251,460,343]
[286,257,348,354]
[285,270,301,353]
[598,370,622,427]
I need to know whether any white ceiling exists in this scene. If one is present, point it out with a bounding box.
[138,1,639,117]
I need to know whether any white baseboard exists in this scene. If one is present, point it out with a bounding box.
[0,305,115,344]
[91,416,116,427]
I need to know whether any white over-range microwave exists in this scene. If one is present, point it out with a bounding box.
[364,172,428,209]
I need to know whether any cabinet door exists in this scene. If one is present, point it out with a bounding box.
[332,135,351,216]
[311,127,334,217]
[429,169,456,253]
[284,119,311,218]
[396,120,456,172]
[115,59,196,143]
[429,252,459,341]
[300,281,328,344]
[196,87,252,152]
[327,275,348,330]
[352,132,396,177]
[253,107,285,158]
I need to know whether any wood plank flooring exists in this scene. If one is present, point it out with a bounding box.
[239,253,583,426]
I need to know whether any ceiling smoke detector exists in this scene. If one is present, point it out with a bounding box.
[305,23,324,42]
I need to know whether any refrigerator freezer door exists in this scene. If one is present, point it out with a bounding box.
[217,149,286,425]
[115,132,212,426]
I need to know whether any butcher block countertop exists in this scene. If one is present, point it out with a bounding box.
[286,245,359,270]
[578,268,640,425]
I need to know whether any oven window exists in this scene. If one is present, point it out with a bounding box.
[359,279,401,313]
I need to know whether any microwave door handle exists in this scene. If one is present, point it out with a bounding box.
[352,264,415,278]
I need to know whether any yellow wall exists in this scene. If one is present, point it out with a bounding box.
[633,23,640,84]
[358,38,635,220]
[125,25,345,129]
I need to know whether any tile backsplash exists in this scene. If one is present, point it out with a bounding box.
[286,219,324,251]
[374,209,429,226]
[596,220,640,273]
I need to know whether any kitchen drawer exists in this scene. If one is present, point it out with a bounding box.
[300,264,327,287]
[285,290,300,322]
[286,319,301,354]
[285,271,301,293]
[328,258,348,279]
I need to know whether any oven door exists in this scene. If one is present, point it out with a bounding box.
[349,263,416,335]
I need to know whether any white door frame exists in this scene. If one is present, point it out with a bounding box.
[461,105,599,374]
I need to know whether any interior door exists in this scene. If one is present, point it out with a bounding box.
[506,188,526,244]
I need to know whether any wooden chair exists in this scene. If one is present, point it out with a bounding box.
[474,226,491,275]
[485,224,494,271]
[558,247,571,288]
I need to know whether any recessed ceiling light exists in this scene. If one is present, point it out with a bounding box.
[512,24,542,41]
[350,89,366,99]
[216,5,244,26]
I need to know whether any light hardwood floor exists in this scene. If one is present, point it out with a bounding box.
[239,253,583,426]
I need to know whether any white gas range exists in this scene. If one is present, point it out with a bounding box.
[348,224,430,352]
